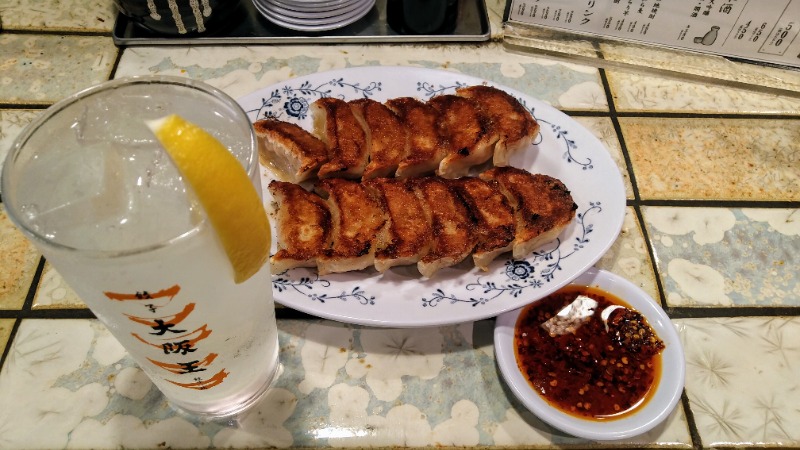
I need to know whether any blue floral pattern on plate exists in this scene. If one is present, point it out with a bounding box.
[237,66,626,327]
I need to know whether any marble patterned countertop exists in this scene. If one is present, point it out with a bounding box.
[1,1,799,448]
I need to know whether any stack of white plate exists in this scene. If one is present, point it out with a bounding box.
[252,0,376,32]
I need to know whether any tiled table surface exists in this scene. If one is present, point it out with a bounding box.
[1,1,799,449]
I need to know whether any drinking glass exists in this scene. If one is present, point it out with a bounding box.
[1,76,279,418]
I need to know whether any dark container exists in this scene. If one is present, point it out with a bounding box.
[387,0,459,35]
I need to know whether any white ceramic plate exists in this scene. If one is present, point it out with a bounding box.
[237,66,626,327]
[258,0,366,24]
[253,0,373,31]
[270,0,354,6]
[494,268,686,440]
[261,0,364,17]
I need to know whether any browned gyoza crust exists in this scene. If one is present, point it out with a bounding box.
[428,94,498,179]
[480,167,577,259]
[268,181,332,273]
[456,85,539,166]
[312,97,370,179]
[449,176,515,270]
[260,86,564,277]
[258,84,539,182]
[349,98,410,180]
[411,177,477,278]
[270,168,574,276]
[316,178,386,274]
[254,119,329,183]
[385,97,448,178]
[364,178,432,272]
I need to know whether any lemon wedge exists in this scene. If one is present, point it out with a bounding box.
[149,114,269,284]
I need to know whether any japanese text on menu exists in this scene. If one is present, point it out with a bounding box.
[508,0,800,68]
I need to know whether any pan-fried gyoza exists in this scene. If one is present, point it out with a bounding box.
[254,84,539,183]
[258,84,571,277]
[269,167,576,277]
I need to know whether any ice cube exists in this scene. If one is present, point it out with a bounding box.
[17,140,128,238]
[11,85,199,251]
[72,91,164,148]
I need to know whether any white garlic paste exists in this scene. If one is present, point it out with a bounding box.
[147,0,213,34]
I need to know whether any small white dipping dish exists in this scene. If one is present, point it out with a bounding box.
[494,267,685,441]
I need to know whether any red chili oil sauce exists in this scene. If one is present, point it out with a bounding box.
[514,285,665,420]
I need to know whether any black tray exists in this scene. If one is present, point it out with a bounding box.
[112,0,490,45]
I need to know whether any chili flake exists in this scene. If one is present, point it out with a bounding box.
[514,286,665,420]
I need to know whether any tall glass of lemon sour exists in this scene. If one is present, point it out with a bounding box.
[1,76,279,418]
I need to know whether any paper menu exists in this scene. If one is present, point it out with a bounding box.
[506,0,800,68]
